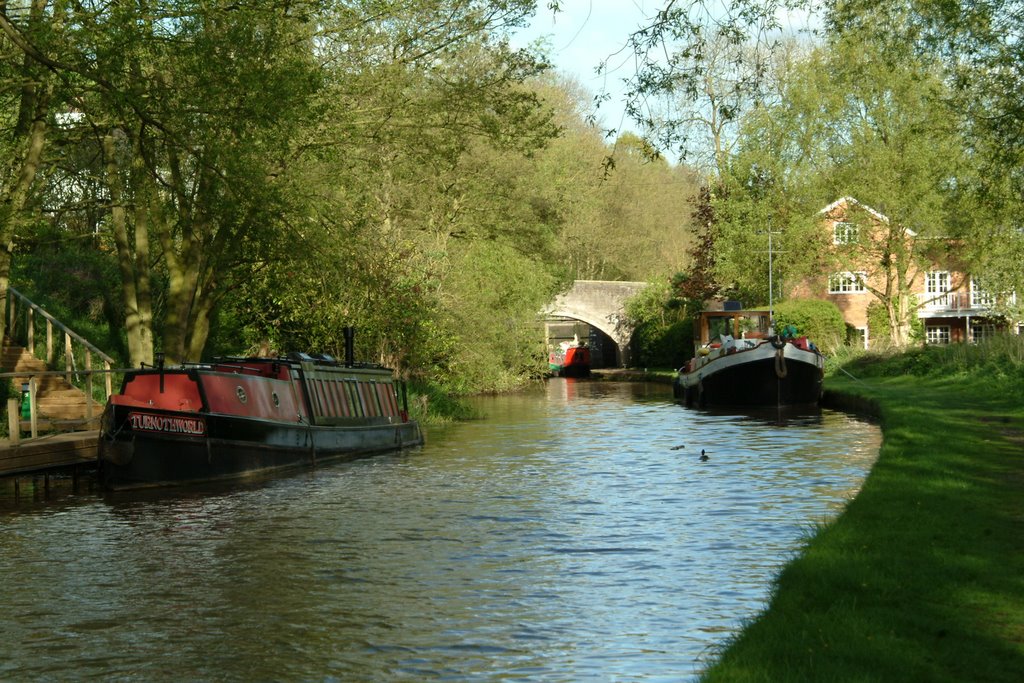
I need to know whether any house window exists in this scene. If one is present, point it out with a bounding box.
[970,279,995,308]
[848,326,868,349]
[829,271,867,293]
[970,323,996,343]
[926,325,950,345]
[833,221,858,245]
[925,271,950,308]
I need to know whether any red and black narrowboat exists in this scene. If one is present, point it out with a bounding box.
[98,339,423,490]
[548,335,591,378]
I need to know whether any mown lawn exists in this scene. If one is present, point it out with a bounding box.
[700,363,1024,681]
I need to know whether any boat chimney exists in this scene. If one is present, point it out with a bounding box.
[344,326,355,367]
[156,352,165,393]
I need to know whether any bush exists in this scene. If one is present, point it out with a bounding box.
[774,299,847,354]
[633,319,693,369]
[407,379,479,423]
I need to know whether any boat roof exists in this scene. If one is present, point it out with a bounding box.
[132,353,392,373]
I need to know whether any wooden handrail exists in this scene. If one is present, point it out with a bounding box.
[7,286,116,365]
[3,287,121,425]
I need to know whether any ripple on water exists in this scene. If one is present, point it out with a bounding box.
[0,380,880,681]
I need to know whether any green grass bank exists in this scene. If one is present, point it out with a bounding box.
[701,341,1024,682]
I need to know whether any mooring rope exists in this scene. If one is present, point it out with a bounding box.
[774,347,788,379]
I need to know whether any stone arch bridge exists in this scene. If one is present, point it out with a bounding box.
[541,280,647,367]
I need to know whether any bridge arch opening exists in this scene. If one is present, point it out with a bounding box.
[544,317,629,368]
[541,280,647,369]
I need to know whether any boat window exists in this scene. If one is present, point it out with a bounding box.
[708,317,732,341]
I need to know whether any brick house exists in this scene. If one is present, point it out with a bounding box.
[789,197,1020,348]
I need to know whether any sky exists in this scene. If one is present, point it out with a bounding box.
[511,1,663,135]
[511,1,820,141]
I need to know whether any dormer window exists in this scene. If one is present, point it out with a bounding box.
[833,221,858,245]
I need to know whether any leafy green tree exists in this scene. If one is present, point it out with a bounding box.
[229,1,563,392]
[718,22,969,346]
[604,0,816,159]
[0,0,61,348]
[624,279,692,368]
[2,1,326,365]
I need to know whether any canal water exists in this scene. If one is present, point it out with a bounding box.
[0,380,880,681]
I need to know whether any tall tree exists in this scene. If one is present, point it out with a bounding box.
[601,0,818,161]
[719,13,969,345]
[1,1,324,365]
[230,1,564,390]
[0,0,60,347]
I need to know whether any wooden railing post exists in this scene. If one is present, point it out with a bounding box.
[104,360,112,398]
[7,398,19,444]
[46,319,53,364]
[29,377,37,439]
[85,350,94,421]
[65,331,73,384]
[27,307,34,356]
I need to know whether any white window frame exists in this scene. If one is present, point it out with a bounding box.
[926,325,951,345]
[829,271,867,294]
[970,279,996,308]
[833,221,858,245]
[925,271,950,308]
[970,323,997,343]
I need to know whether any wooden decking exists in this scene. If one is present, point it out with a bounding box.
[0,430,98,477]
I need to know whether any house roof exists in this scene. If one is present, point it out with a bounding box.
[819,196,919,237]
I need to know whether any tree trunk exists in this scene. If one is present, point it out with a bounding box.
[162,263,199,365]
[887,298,910,347]
[186,284,217,362]
[103,131,154,367]
[131,154,155,365]
[0,62,51,350]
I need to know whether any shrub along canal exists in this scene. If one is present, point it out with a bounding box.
[0,380,880,681]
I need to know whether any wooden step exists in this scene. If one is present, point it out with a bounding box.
[3,342,104,423]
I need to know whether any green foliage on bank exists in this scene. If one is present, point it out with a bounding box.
[633,320,692,369]
[407,380,480,424]
[772,299,846,354]
[835,333,1024,401]
[700,346,1024,681]
[625,281,694,369]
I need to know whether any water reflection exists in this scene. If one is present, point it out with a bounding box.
[0,380,880,681]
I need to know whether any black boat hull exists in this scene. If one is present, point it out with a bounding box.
[674,344,824,408]
[99,408,423,490]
